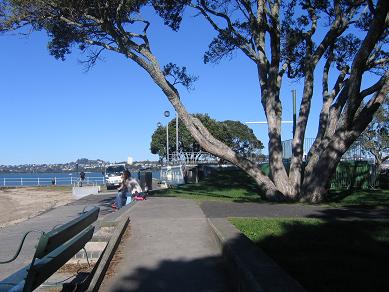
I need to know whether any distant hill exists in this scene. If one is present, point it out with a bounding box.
[0,158,160,173]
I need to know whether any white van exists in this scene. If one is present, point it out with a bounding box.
[105,164,127,190]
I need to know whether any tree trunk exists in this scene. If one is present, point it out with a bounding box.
[301,132,353,202]
[259,66,290,197]
[375,160,382,188]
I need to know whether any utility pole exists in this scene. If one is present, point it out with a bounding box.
[176,114,178,161]
[164,111,170,163]
[292,89,297,138]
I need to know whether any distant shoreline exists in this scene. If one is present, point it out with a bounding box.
[0,167,160,174]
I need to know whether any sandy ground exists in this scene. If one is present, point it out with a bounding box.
[0,187,74,228]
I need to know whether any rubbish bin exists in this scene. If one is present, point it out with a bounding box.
[186,167,199,184]
[139,171,153,191]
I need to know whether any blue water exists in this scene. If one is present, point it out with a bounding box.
[0,170,160,187]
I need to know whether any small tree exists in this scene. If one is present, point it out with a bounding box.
[358,96,389,176]
[150,114,263,160]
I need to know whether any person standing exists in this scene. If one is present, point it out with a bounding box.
[79,171,86,187]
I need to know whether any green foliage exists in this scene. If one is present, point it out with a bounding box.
[358,97,389,164]
[150,114,263,158]
[231,218,389,292]
[163,62,198,90]
[1,0,144,58]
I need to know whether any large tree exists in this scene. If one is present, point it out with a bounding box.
[150,114,264,159]
[1,0,388,202]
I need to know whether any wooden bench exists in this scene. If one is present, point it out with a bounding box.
[0,207,100,292]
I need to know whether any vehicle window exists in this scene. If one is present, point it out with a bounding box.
[106,166,125,173]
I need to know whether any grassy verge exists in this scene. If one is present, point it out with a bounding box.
[30,185,74,191]
[153,169,264,203]
[230,217,389,292]
[326,188,389,208]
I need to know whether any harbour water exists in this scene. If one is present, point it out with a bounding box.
[0,170,160,187]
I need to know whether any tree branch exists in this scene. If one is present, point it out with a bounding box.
[343,0,388,127]
[360,73,388,98]
[192,1,260,63]
[352,76,389,133]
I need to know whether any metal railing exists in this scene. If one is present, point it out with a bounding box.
[162,151,220,166]
[1,176,105,187]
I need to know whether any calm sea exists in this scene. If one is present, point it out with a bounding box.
[0,170,160,187]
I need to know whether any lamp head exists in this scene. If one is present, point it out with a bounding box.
[164,110,170,117]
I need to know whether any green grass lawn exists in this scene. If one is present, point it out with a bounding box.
[326,188,389,208]
[153,169,264,202]
[153,168,389,207]
[231,217,389,292]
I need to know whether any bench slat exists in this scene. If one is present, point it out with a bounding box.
[34,207,99,259]
[0,225,95,292]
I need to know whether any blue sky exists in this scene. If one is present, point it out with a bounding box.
[0,7,350,165]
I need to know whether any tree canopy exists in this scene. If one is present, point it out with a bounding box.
[150,114,264,159]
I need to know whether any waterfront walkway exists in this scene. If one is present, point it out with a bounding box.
[101,197,229,292]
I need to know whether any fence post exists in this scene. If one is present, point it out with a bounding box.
[21,178,23,186]
[38,177,40,186]
[3,178,5,186]
[71,176,73,185]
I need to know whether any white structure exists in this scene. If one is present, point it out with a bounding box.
[160,165,185,185]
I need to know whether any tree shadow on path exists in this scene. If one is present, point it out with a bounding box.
[108,255,231,292]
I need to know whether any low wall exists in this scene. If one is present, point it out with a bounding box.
[208,218,306,292]
[72,186,100,199]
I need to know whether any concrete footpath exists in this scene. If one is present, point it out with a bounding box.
[102,197,229,292]
[0,192,117,279]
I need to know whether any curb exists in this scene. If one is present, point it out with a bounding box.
[86,214,130,292]
[207,218,307,292]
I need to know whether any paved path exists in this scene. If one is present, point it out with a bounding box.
[102,197,229,292]
[0,193,116,279]
[200,201,389,220]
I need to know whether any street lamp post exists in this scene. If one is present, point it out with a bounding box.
[176,114,179,161]
[164,111,170,163]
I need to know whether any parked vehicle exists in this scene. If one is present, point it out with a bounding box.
[105,164,127,190]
